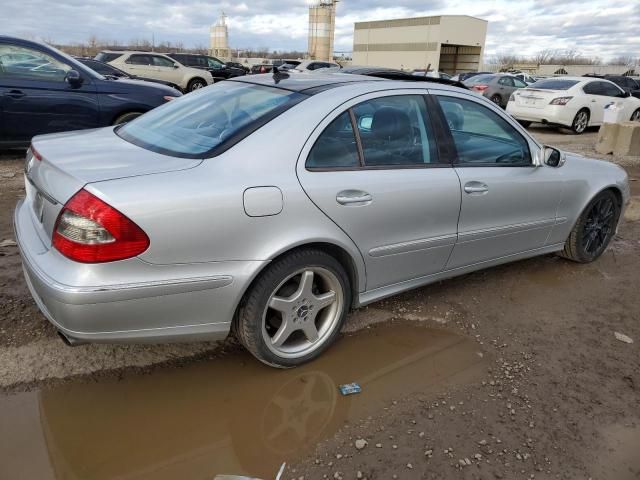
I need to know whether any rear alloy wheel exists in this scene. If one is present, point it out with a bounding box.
[559,190,620,263]
[113,112,142,125]
[188,78,207,92]
[571,109,589,134]
[631,109,640,122]
[490,95,502,107]
[235,249,351,368]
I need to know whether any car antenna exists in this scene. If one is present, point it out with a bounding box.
[272,65,289,84]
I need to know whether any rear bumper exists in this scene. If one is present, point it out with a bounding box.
[14,198,266,344]
[506,102,575,127]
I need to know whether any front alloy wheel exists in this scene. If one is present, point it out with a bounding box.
[235,249,351,368]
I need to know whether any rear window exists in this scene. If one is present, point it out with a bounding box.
[529,79,579,90]
[95,52,123,63]
[117,82,306,158]
[467,74,495,84]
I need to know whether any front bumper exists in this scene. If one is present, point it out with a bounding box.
[14,198,266,344]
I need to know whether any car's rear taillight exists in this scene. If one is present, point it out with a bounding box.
[472,85,489,92]
[549,96,573,106]
[30,145,43,161]
[52,189,149,263]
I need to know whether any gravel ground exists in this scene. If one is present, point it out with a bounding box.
[1,126,639,479]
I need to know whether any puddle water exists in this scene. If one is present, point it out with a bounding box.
[592,423,640,480]
[0,323,487,480]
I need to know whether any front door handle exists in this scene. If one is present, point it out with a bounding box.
[464,182,489,194]
[5,89,25,99]
[336,190,372,206]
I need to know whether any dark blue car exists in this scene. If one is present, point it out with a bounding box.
[0,36,182,148]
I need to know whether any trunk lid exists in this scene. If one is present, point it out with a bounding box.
[26,126,202,242]
[513,88,562,109]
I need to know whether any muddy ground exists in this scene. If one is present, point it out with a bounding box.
[0,126,639,480]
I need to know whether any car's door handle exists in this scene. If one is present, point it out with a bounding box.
[336,190,372,205]
[5,90,25,99]
[464,182,489,194]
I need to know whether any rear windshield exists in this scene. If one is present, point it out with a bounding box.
[117,81,306,158]
[529,79,579,90]
[95,52,123,63]
[466,74,495,84]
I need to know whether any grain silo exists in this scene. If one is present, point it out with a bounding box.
[308,1,337,61]
[210,12,231,59]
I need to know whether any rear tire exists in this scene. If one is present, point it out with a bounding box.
[235,249,351,368]
[631,108,640,122]
[490,94,502,108]
[113,112,142,125]
[559,190,620,263]
[187,78,207,92]
[570,109,590,134]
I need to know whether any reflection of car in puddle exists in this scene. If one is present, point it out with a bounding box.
[31,324,487,479]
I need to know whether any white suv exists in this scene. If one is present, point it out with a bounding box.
[96,51,213,92]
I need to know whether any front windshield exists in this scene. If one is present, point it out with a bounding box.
[117,81,306,157]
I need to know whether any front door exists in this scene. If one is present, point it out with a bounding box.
[434,93,563,269]
[150,54,182,84]
[297,91,461,291]
[0,43,99,145]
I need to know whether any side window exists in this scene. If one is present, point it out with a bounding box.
[353,95,439,166]
[600,82,624,97]
[127,54,151,65]
[513,78,527,88]
[306,112,359,169]
[152,56,175,68]
[498,77,514,87]
[0,44,71,82]
[437,96,531,165]
[583,82,601,95]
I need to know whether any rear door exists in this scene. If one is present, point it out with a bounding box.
[433,92,563,269]
[0,42,99,145]
[582,81,609,124]
[151,55,181,84]
[124,54,157,78]
[297,90,461,291]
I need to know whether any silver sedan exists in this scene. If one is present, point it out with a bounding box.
[14,73,630,367]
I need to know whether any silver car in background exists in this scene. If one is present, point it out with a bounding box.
[464,73,528,108]
[14,73,629,367]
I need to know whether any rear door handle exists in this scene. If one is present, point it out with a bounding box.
[464,182,489,194]
[336,190,372,205]
[5,90,25,99]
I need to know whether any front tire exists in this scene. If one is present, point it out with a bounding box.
[631,108,640,122]
[571,109,590,134]
[187,78,207,92]
[235,249,351,368]
[490,94,502,108]
[559,190,620,263]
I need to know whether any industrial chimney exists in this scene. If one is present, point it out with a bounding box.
[308,1,338,62]
[210,12,230,59]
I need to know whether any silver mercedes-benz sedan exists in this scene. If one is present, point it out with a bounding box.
[14,73,630,367]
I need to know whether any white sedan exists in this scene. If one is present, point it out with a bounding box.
[506,76,640,133]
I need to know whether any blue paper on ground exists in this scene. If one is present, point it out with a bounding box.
[339,382,362,395]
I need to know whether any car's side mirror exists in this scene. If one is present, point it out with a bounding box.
[621,90,631,98]
[65,70,83,87]
[173,64,180,69]
[541,145,565,167]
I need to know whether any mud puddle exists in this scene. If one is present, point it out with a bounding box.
[0,322,487,480]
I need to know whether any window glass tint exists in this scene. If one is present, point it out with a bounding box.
[128,54,151,65]
[467,74,495,84]
[0,45,71,82]
[208,57,224,68]
[583,82,601,95]
[118,82,305,157]
[306,112,359,169]
[600,81,623,97]
[95,52,123,63]
[152,55,175,67]
[498,77,514,86]
[353,95,438,166]
[437,96,531,165]
[530,79,579,90]
[513,78,527,88]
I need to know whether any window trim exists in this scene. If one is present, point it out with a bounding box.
[305,93,450,172]
[432,91,536,168]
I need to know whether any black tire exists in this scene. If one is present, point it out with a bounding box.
[113,112,142,125]
[235,249,351,368]
[187,78,207,92]
[570,109,590,134]
[631,108,640,122]
[490,94,502,108]
[559,190,620,263]
[517,120,532,128]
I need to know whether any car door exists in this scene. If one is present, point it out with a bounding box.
[150,55,181,84]
[0,42,99,145]
[297,91,461,291]
[433,92,564,269]
[582,81,610,124]
[496,76,516,105]
[598,80,634,119]
[124,54,157,78]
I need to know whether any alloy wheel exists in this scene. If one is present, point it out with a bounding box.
[574,111,588,133]
[582,196,615,255]
[261,267,344,359]
[631,109,640,122]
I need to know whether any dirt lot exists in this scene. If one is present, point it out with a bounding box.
[0,126,639,479]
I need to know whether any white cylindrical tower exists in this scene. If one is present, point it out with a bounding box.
[210,12,230,59]
[308,1,337,61]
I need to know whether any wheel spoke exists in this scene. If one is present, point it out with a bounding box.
[269,295,295,313]
[296,270,315,298]
[313,290,336,311]
[271,318,295,347]
[302,322,319,343]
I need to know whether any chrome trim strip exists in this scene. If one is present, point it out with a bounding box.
[458,218,556,243]
[369,234,457,257]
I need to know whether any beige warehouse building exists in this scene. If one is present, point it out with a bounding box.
[353,15,487,74]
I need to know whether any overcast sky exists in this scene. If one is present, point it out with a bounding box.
[5,1,640,60]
